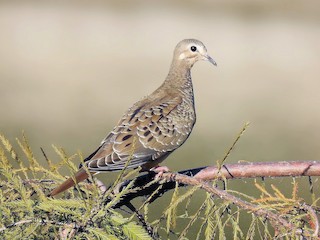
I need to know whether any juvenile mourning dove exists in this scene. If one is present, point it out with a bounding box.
[49,39,216,196]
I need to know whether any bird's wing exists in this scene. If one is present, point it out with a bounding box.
[84,95,194,171]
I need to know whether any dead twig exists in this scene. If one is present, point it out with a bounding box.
[160,172,317,238]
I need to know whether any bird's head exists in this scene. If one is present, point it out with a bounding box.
[173,39,217,67]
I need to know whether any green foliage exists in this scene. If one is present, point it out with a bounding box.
[0,133,319,239]
[0,134,152,240]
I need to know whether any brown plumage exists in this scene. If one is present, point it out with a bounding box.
[49,39,216,197]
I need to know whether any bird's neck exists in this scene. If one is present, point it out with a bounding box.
[163,61,195,104]
[165,61,193,90]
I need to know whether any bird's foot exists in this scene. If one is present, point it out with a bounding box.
[151,165,170,179]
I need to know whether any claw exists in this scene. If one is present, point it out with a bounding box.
[150,165,170,179]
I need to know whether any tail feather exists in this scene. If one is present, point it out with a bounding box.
[49,168,90,197]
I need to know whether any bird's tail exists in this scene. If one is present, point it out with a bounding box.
[49,168,90,197]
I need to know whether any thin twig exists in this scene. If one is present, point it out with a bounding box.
[220,122,249,165]
[0,219,67,232]
[160,172,312,237]
[300,203,319,237]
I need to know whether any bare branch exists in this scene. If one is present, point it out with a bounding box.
[115,161,320,208]
[159,172,316,238]
[300,203,320,237]
[194,160,320,180]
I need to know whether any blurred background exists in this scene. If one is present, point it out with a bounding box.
[0,0,319,237]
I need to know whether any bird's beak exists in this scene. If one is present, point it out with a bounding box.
[204,54,217,66]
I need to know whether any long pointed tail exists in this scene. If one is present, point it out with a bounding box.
[49,168,91,197]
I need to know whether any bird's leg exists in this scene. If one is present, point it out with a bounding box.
[150,165,170,179]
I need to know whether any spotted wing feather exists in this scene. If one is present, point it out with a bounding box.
[84,96,195,171]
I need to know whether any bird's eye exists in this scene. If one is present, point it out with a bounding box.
[190,46,197,52]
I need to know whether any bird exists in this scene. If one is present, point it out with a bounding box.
[49,39,217,197]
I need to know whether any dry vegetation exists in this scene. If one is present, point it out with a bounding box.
[1,133,319,239]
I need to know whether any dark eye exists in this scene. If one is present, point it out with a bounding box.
[190,46,197,52]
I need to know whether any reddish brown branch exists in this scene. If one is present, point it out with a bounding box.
[194,161,320,180]
[160,172,313,238]
[115,161,320,208]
